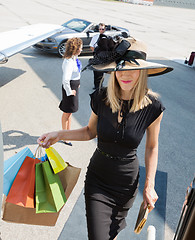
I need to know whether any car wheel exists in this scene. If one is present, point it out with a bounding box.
[57,41,66,57]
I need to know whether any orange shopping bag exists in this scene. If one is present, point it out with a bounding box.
[6,156,40,208]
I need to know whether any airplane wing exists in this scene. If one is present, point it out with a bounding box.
[0,23,64,63]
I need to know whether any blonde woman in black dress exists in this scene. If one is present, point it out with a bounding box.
[59,37,82,146]
[38,38,173,240]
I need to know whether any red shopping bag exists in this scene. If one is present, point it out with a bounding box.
[6,156,40,208]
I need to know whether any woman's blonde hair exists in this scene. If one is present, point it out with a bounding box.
[107,69,159,113]
[63,38,82,59]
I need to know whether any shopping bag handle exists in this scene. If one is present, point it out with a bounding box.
[33,145,44,159]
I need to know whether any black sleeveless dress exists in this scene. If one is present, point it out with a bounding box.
[84,88,165,240]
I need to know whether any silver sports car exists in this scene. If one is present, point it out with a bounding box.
[33,18,130,57]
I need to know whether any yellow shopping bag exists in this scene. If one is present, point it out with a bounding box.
[45,147,68,174]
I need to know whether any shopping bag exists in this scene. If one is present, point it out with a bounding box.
[6,156,40,208]
[2,201,59,226]
[35,161,67,213]
[3,147,34,196]
[33,144,48,162]
[58,162,81,199]
[40,153,48,162]
[45,147,68,174]
[2,162,81,226]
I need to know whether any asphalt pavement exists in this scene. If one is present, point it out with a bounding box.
[0,0,195,240]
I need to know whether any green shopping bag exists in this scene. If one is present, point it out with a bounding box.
[35,161,67,213]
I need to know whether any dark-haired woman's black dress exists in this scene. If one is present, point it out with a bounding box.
[84,88,165,240]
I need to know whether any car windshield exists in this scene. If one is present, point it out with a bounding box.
[62,19,91,32]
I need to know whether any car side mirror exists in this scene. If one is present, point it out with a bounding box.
[121,32,128,38]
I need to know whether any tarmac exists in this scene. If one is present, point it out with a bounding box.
[0,0,195,239]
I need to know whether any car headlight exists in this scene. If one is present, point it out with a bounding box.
[47,38,57,43]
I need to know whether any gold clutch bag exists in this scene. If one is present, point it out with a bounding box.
[134,201,149,234]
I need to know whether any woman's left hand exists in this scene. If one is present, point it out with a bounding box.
[143,183,158,213]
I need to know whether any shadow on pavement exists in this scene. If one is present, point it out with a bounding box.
[2,130,39,151]
[0,67,26,87]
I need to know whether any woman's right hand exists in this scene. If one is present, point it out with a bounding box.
[37,131,60,148]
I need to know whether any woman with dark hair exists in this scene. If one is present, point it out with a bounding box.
[59,37,82,146]
[38,37,173,239]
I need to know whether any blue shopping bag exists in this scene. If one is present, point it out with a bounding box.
[40,153,48,162]
[3,147,34,196]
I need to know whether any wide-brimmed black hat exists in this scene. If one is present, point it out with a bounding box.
[83,37,173,77]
